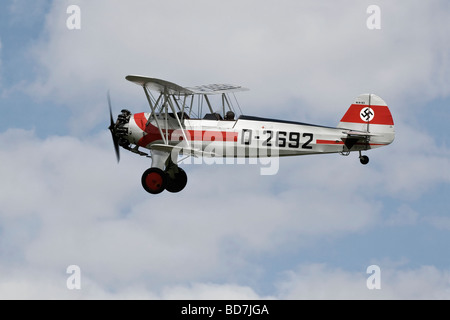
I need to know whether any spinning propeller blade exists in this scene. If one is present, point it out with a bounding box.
[107,92,120,163]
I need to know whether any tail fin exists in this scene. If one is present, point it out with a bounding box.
[338,94,395,146]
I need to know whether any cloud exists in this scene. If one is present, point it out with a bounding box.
[0,123,383,297]
[159,282,270,300]
[276,263,450,299]
[26,1,450,129]
[0,129,382,294]
[375,121,450,199]
[426,216,450,231]
[385,204,419,226]
[0,122,448,299]
[3,261,449,299]
[2,0,450,300]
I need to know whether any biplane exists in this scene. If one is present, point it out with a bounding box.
[108,75,395,194]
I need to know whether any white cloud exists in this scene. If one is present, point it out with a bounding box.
[0,125,382,298]
[3,261,449,300]
[26,1,450,129]
[375,121,450,199]
[2,0,450,300]
[0,125,448,299]
[159,282,270,300]
[276,263,450,299]
[385,204,419,226]
[426,216,450,231]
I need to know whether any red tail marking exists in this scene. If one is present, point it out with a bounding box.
[340,104,394,125]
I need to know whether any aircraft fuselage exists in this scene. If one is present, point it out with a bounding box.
[124,113,392,158]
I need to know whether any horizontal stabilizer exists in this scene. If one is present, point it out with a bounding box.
[344,130,377,137]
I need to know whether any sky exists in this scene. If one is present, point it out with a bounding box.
[0,0,449,300]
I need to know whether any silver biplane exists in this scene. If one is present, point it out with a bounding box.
[108,75,395,194]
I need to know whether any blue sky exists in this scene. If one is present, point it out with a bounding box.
[1,0,450,299]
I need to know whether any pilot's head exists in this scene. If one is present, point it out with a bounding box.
[225,111,235,120]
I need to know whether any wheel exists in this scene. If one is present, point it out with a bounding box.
[165,167,188,193]
[360,155,369,165]
[141,168,167,194]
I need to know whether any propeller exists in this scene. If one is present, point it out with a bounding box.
[107,91,120,163]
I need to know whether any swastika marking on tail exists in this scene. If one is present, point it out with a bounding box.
[360,107,375,122]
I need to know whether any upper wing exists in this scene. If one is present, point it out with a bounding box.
[185,84,249,95]
[126,75,194,95]
[126,75,248,95]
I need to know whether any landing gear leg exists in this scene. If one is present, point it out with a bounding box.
[359,151,369,165]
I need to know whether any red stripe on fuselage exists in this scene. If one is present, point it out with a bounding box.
[316,140,344,145]
[133,113,238,147]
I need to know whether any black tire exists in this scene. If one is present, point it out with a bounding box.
[360,155,369,165]
[165,167,188,193]
[141,168,167,194]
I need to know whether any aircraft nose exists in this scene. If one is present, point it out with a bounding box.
[115,109,132,147]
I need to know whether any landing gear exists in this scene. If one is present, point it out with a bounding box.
[359,151,369,165]
[165,167,188,193]
[141,166,188,194]
[360,155,369,165]
[141,168,167,194]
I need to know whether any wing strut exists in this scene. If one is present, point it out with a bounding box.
[146,91,163,127]
[142,84,190,149]
[203,94,215,114]
[165,92,190,148]
[143,86,167,145]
